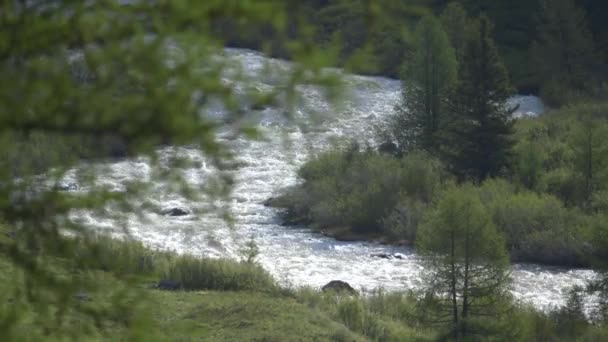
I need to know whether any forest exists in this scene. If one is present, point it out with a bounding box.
[1,0,608,341]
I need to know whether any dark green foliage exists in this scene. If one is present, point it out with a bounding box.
[513,102,608,208]
[552,286,589,338]
[532,0,599,107]
[387,14,457,153]
[453,0,541,92]
[479,179,589,266]
[272,147,443,236]
[311,0,428,77]
[220,0,606,96]
[439,2,468,63]
[441,15,515,181]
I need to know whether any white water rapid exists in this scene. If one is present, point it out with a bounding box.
[69,49,594,312]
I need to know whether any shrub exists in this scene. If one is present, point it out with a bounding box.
[161,255,277,292]
[337,299,365,332]
[479,180,588,266]
[274,147,443,236]
[381,196,427,241]
[74,235,171,276]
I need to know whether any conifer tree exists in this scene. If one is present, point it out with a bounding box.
[387,15,457,153]
[441,15,515,181]
[531,0,597,106]
[440,2,468,63]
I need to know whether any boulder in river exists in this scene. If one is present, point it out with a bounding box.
[56,182,79,191]
[322,280,357,294]
[161,207,190,217]
[371,253,405,260]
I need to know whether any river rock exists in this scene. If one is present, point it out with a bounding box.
[56,182,79,191]
[322,280,357,294]
[371,253,391,260]
[157,279,181,291]
[371,253,405,260]
[161,207,190,217]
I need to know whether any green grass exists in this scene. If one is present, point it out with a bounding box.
[148,290,365,342]
[6,227,603,341]
[161,255,277,292]
[0,229,376,341]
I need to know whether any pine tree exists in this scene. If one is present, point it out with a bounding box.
[417,184,510,339]
[441,15,515,181]
[387,14,457,153]
[439,2,468,63]
[531,0,597,106]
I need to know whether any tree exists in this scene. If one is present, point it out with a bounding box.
[417,184,510,339]
[569,110,608,207]
[387,14,457,153]
[0,1,346,339]
[439,2,468,63]
[531,0,598,106]
[440,15,515,181]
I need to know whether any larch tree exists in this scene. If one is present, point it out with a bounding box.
[387,14,457,154]
[0,1,350,339]
[417,184,510,339]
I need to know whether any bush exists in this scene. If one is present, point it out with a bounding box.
[161,255,277,292]
[337,299,366,332]
[72,235,278,292]
[273,147,443,236]
[479,180,588,266]
[513,103,608,208]
[74,235,171,276]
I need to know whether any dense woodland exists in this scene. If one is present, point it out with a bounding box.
[221,0,608,100]
[1,0,608,341]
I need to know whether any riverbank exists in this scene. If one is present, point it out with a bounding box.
[2,227,605,341]
[267,111,607,270]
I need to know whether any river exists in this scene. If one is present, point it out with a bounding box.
[68,48,595,312]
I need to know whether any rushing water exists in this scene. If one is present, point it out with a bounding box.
[68,49,594,311]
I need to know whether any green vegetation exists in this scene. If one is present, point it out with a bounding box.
[273,102,608,268]
[0,0,351,339]
[272,5,608,271]
[3,0,608,340]
[4,229,608,341]
[531,0,600,107]
[272,111,604,267]
[270,148,443,240]
[417,185,510,339]
[440,15,515,180]
[387,14,457,153]
[223,0,608,101]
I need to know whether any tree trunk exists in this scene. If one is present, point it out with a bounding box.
[450,230,459,336]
